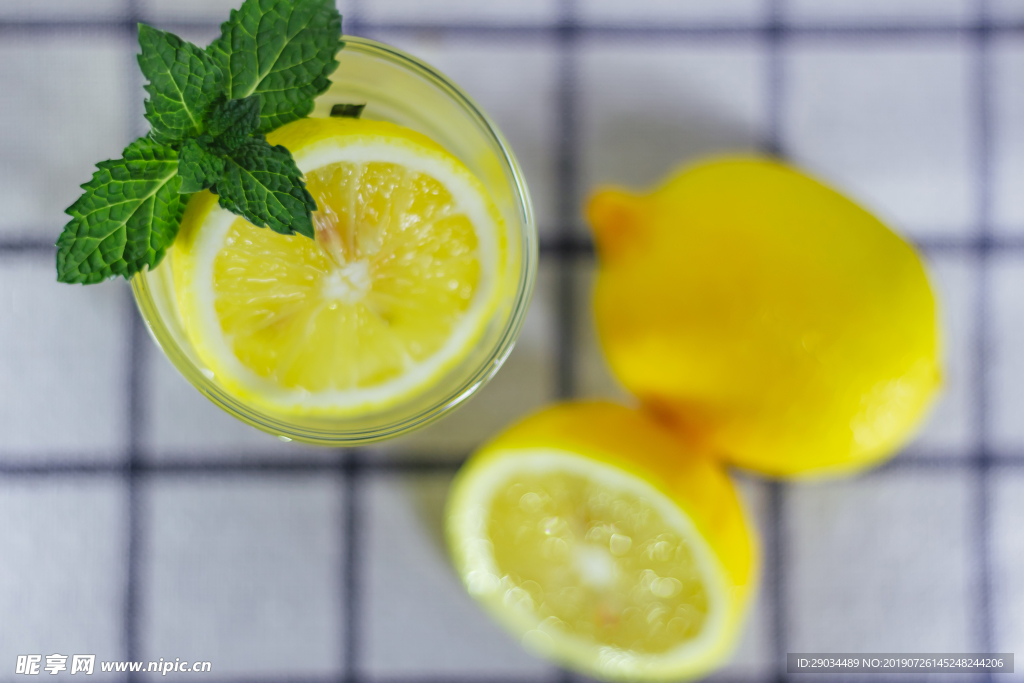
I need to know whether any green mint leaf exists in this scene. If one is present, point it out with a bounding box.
[57,138,186,284]
[138,24,224,145]
[214,137,316,238]
[178,138,226,193]
[330,103,365,118]
[208,0,343,133]
[206,95,262,152]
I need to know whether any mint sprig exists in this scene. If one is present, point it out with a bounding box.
[56,139,186,284]
[217,138,319,239]
[206,95,262,147]
[137,25,225,145]
[209,0,343,133]
[178,138,225,194]
[56,0,343,285]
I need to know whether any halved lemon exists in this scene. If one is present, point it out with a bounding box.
[171,117,504,415]
[446,401,758,682]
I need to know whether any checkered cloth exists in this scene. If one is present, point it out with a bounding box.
[1,0,1022,680]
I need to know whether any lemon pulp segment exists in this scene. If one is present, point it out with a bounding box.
[214,161,480,389]
[489,465,711,654]
[172,118,503,414]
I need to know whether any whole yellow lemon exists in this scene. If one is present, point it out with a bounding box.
[587,157,940,478]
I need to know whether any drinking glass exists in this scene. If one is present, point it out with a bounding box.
[132,36,537,445]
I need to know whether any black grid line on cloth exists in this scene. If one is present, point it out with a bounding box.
[342,449,361,681]
[3,235,1024,258]
[555,0,580,402]
[123,0,145,677]
[125,315,145,678]
[340,9,364,677]
[971,0,996,668]
[764,0,788,679]
[764,481,787,683]
[554,3,582,681]
[7,20,1024,38]
[1,452,1021,477]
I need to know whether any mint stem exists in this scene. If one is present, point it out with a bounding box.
[331,103,366,119]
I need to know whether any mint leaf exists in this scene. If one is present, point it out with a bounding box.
[208,0,343,133]
[330,103,365,119]
[214,137,316,238]
[57,138,186,284]
[206,95,262,152]
[59,0,348,284]
[178,138,226,193]
[138,24,224,145]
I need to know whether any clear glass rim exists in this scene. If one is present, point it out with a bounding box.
[131,36,539,445]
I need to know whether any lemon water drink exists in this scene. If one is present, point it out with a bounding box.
[133,38,536,444]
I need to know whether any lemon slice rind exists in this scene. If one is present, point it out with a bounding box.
[178,136,503,414]
[447,447,735,682]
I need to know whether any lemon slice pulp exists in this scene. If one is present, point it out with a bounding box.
[489,459,715,651]
[172,118,504,414]
[447,402,756,682]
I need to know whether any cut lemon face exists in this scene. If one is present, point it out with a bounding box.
[171,118,504,415]
[447,402,757,682]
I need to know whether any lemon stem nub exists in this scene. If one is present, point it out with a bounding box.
[587,189,646,258]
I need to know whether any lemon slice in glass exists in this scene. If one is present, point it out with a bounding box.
[171,117,504,415]
[446,402,758,682]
